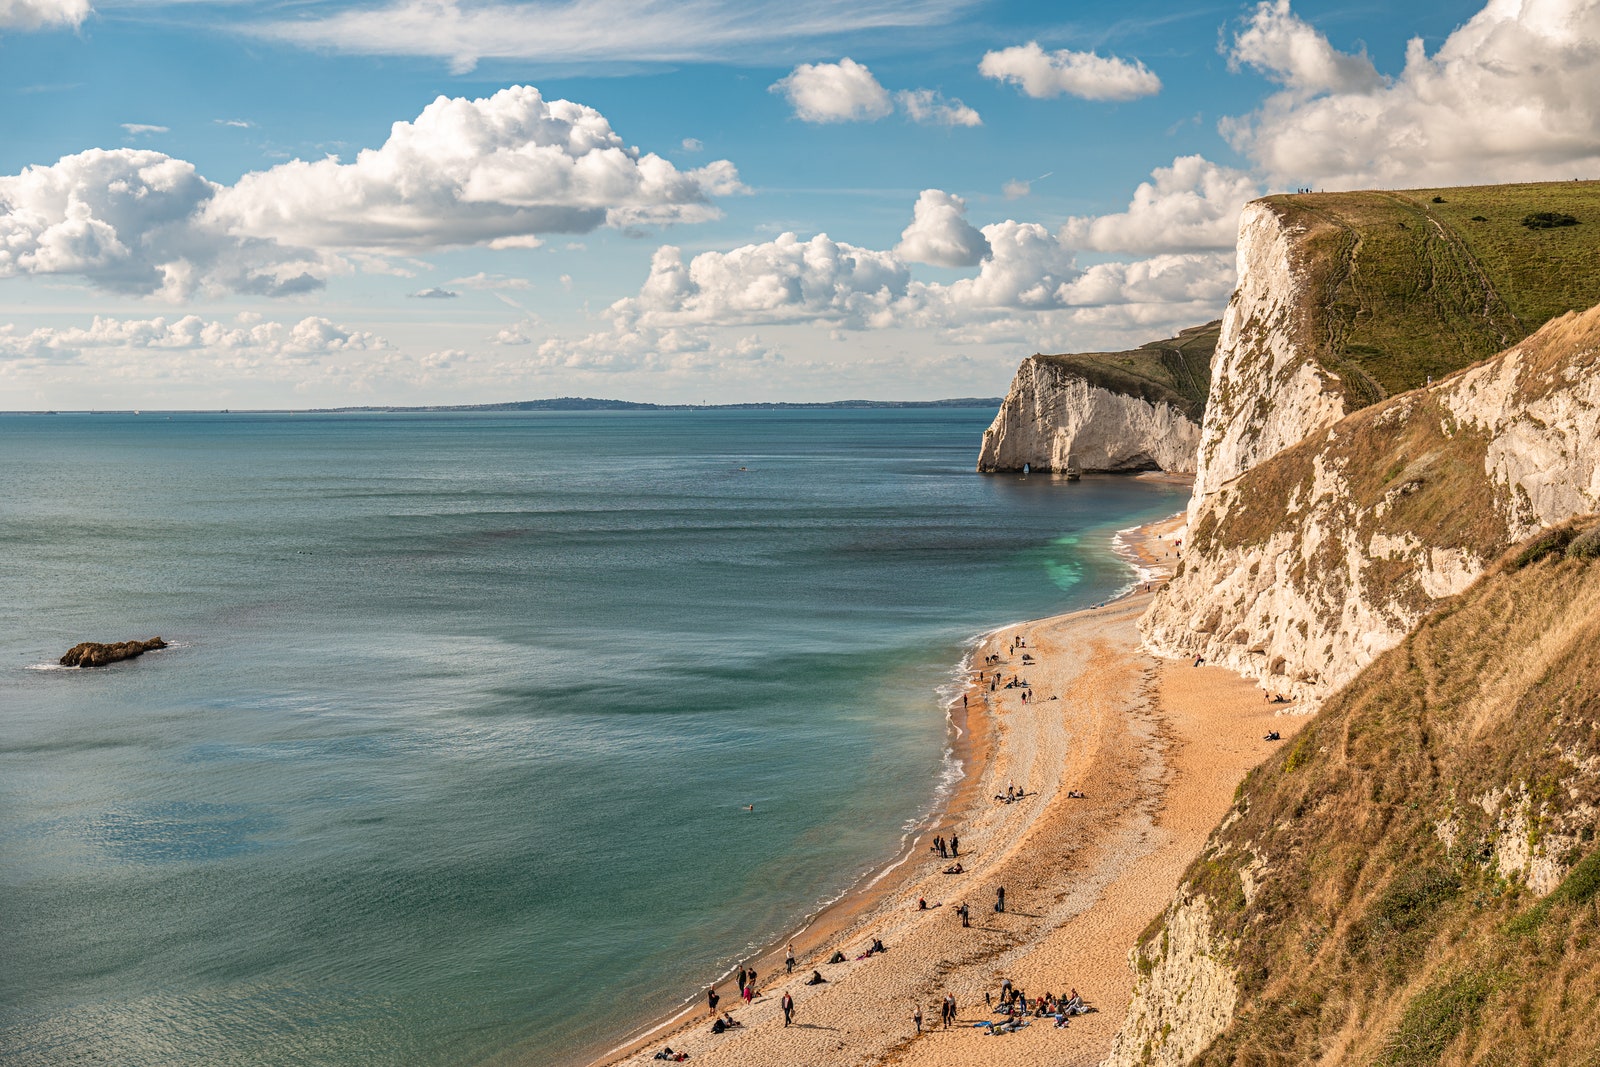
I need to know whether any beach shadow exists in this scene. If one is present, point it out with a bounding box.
[796,1023,839,1032]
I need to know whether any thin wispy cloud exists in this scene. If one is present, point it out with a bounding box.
[121,122,169,135]
[248,0,976,74]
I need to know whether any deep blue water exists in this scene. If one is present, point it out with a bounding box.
[0,409,1188,1065]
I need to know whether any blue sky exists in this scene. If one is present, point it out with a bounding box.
[1,0,1596,407]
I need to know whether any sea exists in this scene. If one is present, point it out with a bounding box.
[0,408,1189,1066]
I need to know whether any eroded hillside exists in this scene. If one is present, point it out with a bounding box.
[1111,521,1600,1066]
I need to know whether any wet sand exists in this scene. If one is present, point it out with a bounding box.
[592,507,1305,1067]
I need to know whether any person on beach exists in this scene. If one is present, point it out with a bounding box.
[707,986,719,1016]
[781,991,794,1027]
[743,968,757,1002]
[958,901,970,926]
[950,834,959,856]
[913,1004,923,1034]
[785,943,794,974]
[736,966,747,996]
[995,886,1005,913]
[805,970,827,985]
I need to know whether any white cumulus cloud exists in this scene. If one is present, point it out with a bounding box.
[771,58,894,123]
[0,148,327,299]
[0,0,90,31]
[1228,0,1381,94]
[1060,156,1260,254]
[979,42,1161,101]
[621,234,911,328]
[895,189,990,268]
[211,86,744,252]
[1222,0,1600,188]
[895,88,982,127]
[0,88,742,299]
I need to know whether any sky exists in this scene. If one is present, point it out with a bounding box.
[1,0,1597,408]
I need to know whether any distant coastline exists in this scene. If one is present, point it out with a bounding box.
[1,397,1003,416]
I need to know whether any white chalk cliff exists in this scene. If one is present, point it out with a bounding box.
[1187,202,1350,519]
[1143,303,1600,706]
[979,324,1216,474]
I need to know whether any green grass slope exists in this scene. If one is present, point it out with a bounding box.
[1266,180,1600,410]
[1151,523,1600,1066]
[1036,319,1218,421]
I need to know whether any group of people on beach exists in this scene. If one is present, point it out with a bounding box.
[987,981,1089,1022]
[668,624,1088,1060]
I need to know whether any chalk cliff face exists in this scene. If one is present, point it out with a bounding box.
[1104,894,1240,1067]
[1143,304,1600,705]
[979,323,1216,474]
[1187,202,1348,515]
[978,361,1201,473]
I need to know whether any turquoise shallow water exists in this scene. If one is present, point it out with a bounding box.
[0,409,1188,1066]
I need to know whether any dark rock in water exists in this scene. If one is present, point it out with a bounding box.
[60,637,167,668]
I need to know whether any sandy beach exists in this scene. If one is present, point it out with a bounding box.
[591,502,1305,1067]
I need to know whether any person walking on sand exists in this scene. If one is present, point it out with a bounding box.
[785,943,794,975]
[781,991,794,1027]
[913,1004,923,1035]
[736,965,747,997]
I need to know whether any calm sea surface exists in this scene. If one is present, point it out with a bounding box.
[0,409,1187,1065]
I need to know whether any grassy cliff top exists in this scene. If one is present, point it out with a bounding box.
[1035,319,1219,420]
[1165,521,1600,1066]
[1265,179,1600,409]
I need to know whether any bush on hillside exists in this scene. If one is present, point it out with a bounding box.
[1566,525,1600,560]
[1523,211,1580,229]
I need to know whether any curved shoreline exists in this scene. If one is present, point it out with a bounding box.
[575,495,1308,1067]
[569,488,1284,1067]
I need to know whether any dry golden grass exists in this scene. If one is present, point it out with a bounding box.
[1149,521,1600,1066]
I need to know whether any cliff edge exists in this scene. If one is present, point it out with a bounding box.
[1192,181,1600,516]
[978,322,1216,474]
